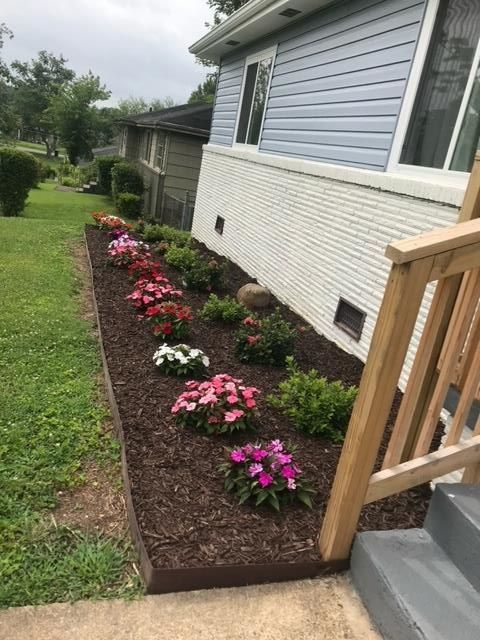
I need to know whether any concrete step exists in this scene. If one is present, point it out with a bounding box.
[351,529,480,640]
[425,483,480,591]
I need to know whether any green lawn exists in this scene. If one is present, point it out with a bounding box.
[0,183,141,607]
[1,140,66,168]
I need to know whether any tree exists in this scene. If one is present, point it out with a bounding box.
[0,24,17,138]
[10,51,75,156]
[116,95,176,117]
[49,72,111,164]
[188,73,217,104]
[207,0,247,25]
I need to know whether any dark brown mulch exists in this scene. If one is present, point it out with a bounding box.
[85,226,432,569]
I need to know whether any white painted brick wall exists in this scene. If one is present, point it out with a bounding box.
[192,146,460,389]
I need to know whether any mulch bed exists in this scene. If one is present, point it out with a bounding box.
[85,226,432,570]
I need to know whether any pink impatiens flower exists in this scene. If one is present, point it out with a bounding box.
[277,453,293,465]
[258,471,273,488]
[287,477,297,491]
[251,448,268,462]
[281,465,297,479]
[230,449,246,463]
[224,409,245,422]
[248,463,263,477]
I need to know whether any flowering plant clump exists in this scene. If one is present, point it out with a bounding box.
[171,374,260,435]
[153,343,209,376]
[220,440,315,510]
[92,211,131,232]
[146,302,193,339]
[107,235,151,267]
[127,276,183,316]
[234,309,296,366]
[127,259,163,280]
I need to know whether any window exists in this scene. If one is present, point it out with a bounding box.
[155,131,167,170]
[142,130,153,163]
[400,0,480,173]
[235,48,275,147]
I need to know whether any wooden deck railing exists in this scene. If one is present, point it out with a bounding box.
[318,153,480,562]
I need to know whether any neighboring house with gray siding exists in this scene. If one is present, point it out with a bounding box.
[117,104,212,228]
[189,0,480,387]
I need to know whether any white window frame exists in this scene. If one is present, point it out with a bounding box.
[233,45,277,150]
[387,0,480,188]
[154,130,168,172]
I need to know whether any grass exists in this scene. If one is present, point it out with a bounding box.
[0,182,142,607]
[1,140,66,168]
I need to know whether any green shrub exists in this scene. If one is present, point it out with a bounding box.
[268,357,358,442]
[200,295,248,323]
[117,192,142,219]
[0,148,39,216]
[111,162,144,203]
[34,160,55,185]
[60,176,77,188]
[183,256,226,292]
[234,309,296,366]
[164,245,199,271]
[95,155,122,194]
[143,223,191,247]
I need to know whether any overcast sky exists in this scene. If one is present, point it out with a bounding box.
[2,0,214,105]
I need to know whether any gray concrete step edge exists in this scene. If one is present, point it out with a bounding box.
[351,529,480,640]
[425,483,480,592]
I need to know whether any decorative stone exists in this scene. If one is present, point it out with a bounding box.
[237,283,271,310]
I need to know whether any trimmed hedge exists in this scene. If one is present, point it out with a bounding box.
[111,162,144,204]
[95,155,122,195]
[0,148,39,216]
[117,192,142,219]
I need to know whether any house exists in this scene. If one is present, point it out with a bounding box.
[117,103,213,228]
[189,0,480,383]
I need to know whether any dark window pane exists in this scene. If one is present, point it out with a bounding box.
[247,57,273,145]
[236,63,258,143]
[401,0,480,169]
[451,62,480,171]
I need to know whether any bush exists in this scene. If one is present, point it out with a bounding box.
[164,245,199,271]
[220,440,315,510]
[200,294,248,323]
[268,357,358,442]
[60,176,77,188]
[183,256,226,292]
[153,343,209,377]
[171,374,260,435]
[34,159,55,185]
[96,155,122,195]
[143,223,191,247]
[117,192,142,219]
[111,162,144,203]
[0,148,39,216]
[234,309,296,366]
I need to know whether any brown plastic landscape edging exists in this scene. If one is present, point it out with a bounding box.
[84,231,348,594]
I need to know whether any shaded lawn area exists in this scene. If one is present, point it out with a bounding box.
[0,183,141,607]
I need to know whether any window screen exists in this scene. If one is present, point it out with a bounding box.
[236,53,273,146]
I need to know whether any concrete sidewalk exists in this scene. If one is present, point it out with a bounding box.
[0,575,379,640]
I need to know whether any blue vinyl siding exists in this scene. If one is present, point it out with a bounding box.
[209,0,426,170]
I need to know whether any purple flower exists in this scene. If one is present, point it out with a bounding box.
[258,471,274,488]
[281,465,296,479]
[268,439,284,453]
[248,463,263,477]
[230,449,246,463]
[251,448,269,462]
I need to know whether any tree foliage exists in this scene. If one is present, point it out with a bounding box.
[10,51,75,156]
[207,0,248,24]
[0,24,16,138]
[188,73,217,104]
[0,147,39,216]
[49,72,111,164]
[116,96,176,117]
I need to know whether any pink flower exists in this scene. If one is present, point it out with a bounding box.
[258,471,273,488]
[245,398,256,409]
[287,477,297,491]
[224,409,244,422]
[225,382,237,392]
[248,463,263,477]
[243,444,254,455]
[242,388,254,399]
[171,405,180,414]
[142,295,154,304]
[227,394,239,404]
[277,453,292,465]
[230,449,245,463]
[199,394,218,405]
[208,416,220,424]
[251,448,268,462]
[281,465,296,479]
[185,402,197,412]
[247,335,261,345]
[268,439,283,453]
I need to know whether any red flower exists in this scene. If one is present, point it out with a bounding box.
[161,322,173,335]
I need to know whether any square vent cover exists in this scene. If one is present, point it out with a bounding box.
[334,298,366,341]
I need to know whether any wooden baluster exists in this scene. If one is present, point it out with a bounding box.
[462,417,480,484]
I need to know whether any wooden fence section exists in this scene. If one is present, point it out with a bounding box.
[318,153,480,562]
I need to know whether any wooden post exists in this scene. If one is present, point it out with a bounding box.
[318,257,433,561]
[462,417,480,484]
